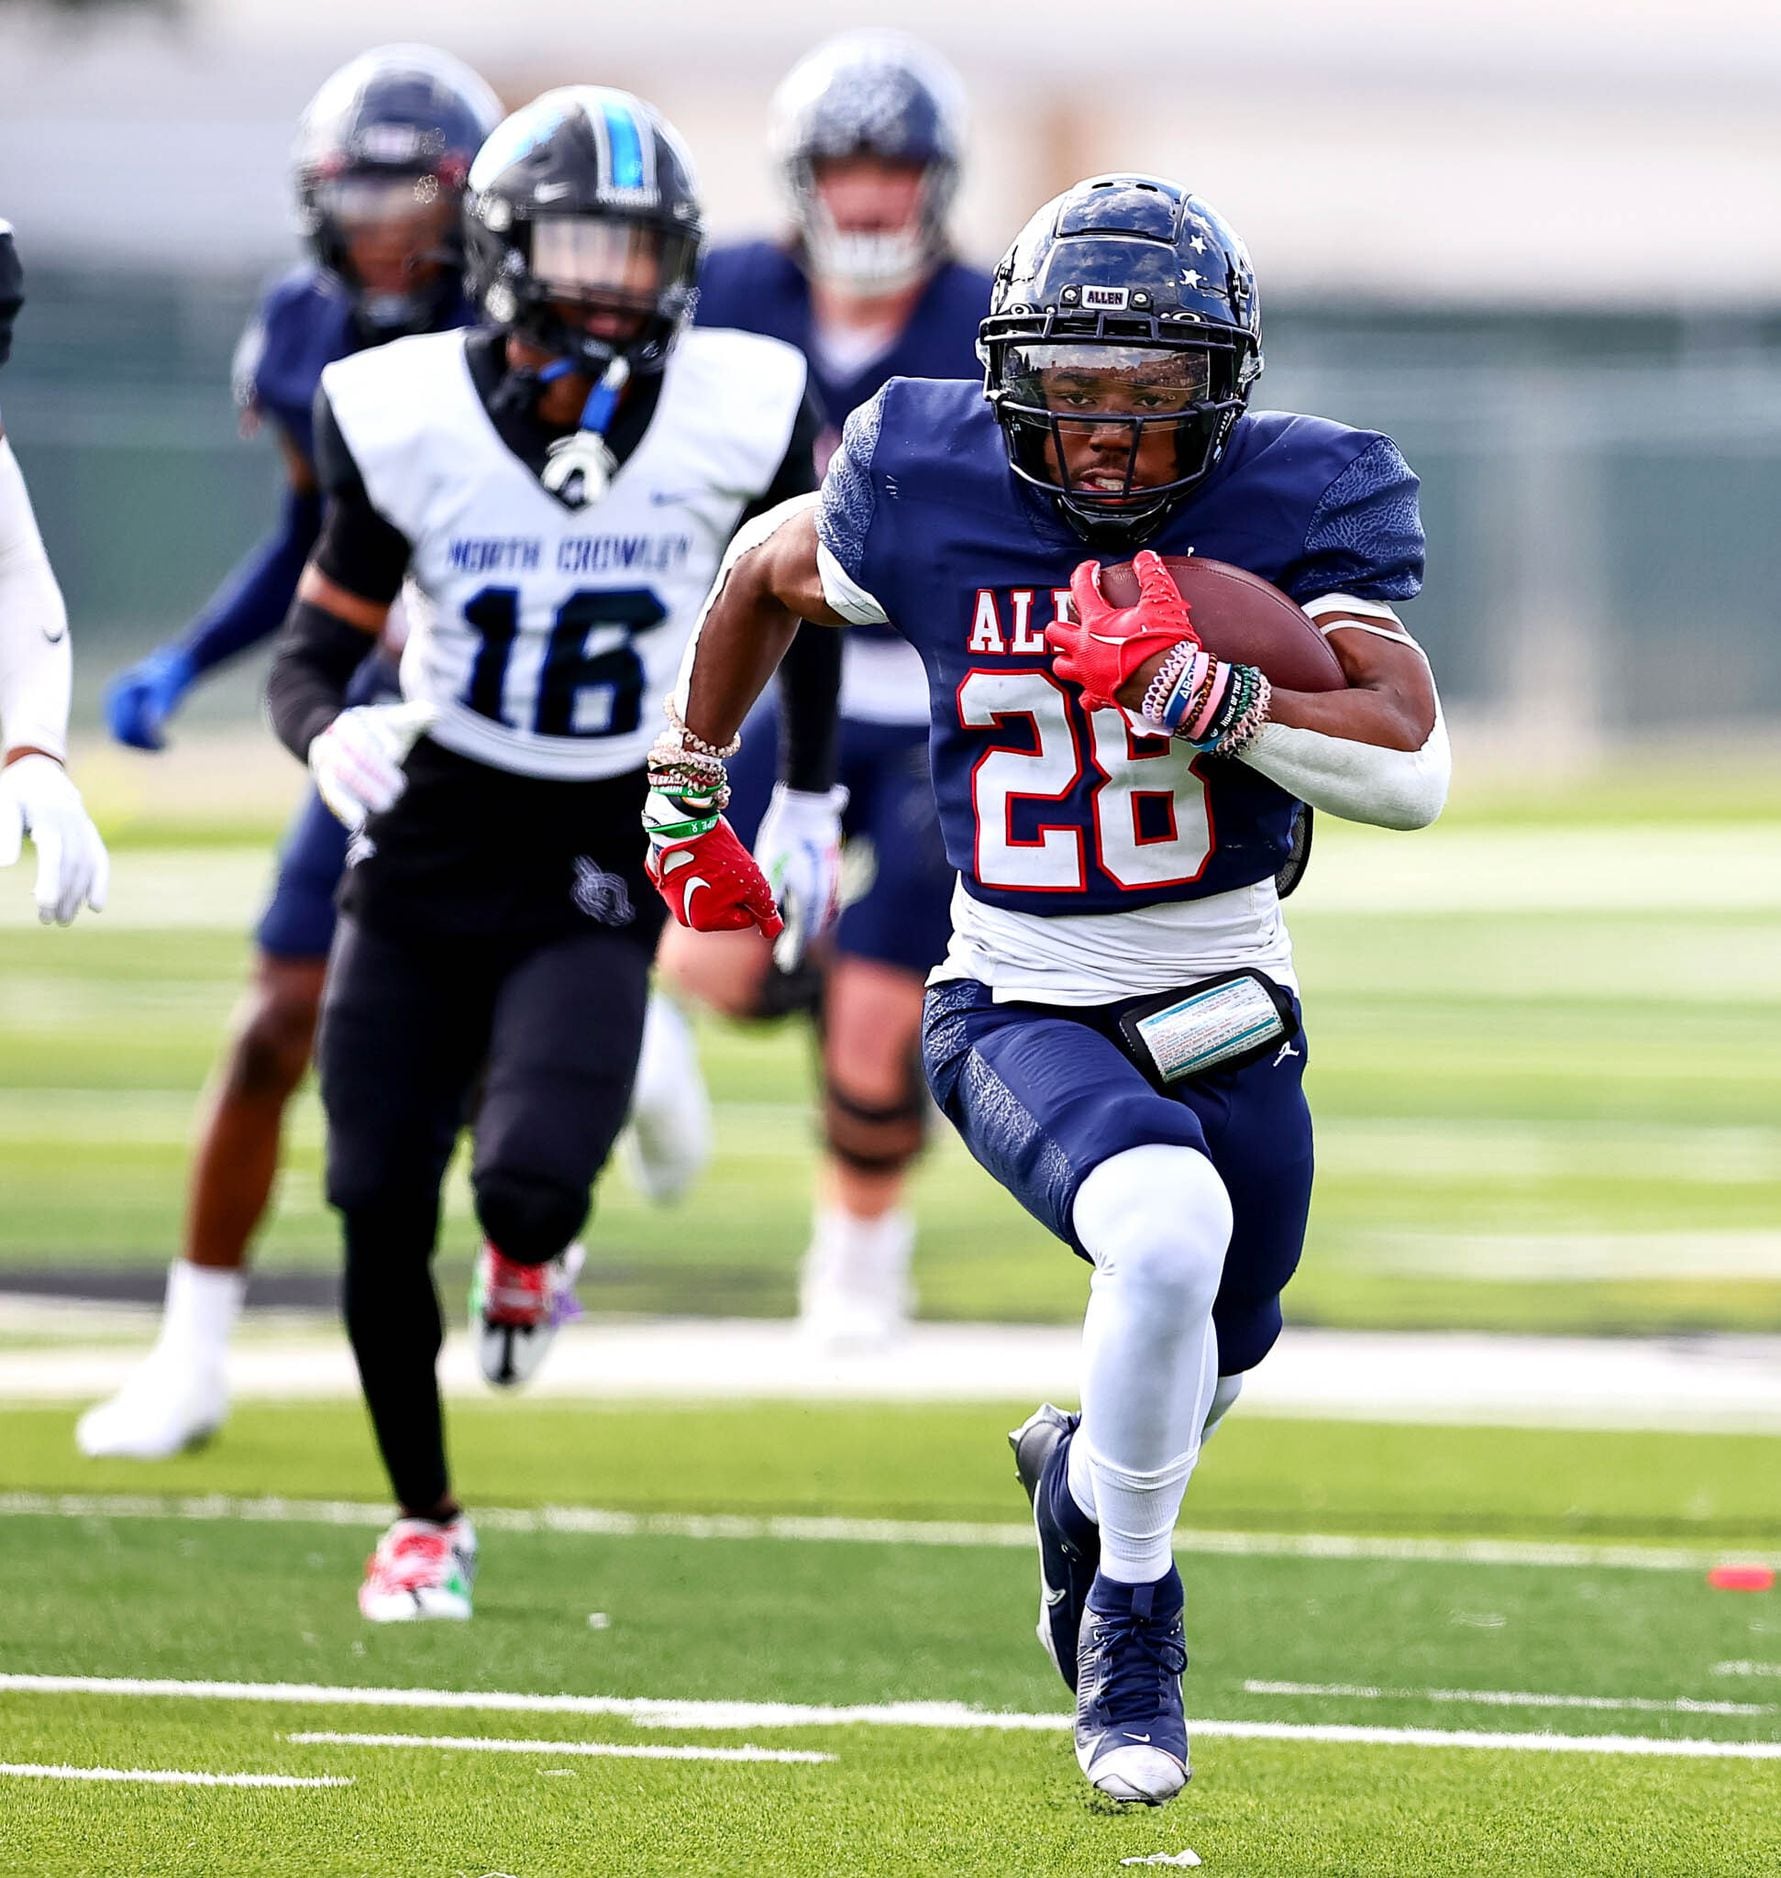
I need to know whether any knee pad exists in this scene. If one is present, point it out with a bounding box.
[473,1169,587,1267]
[822,1072,928,1175]
[1073,1144,1232,1322]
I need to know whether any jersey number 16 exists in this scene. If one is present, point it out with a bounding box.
[462,586,668,738]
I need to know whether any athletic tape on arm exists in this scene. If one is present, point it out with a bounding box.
[0,437,71,758]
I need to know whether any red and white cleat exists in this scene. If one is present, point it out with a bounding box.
[469,1240,583,1388]
[358,1515,477,1623]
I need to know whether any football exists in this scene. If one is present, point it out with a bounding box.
[1096,555,1346,692]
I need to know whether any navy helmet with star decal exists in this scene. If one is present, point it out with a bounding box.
[978,174,1264,543]
[464,86,703,380]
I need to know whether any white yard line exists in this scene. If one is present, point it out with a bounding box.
[3,1491,1770,1574]
[0,1761,349,1788]
[2,1677,1775,1763]
[5,1320,1781,1431]
[286,1731,832,1765]
[1245,1680,1776,1718]
[1186,1722,1781,1760]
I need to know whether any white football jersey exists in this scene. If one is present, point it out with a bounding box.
[321,326,809,780]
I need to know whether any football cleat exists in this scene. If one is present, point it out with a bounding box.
[75,1355,227,1460]
[1074,1568,1191,1806]
[358,1514,477,1622]
[797,1208,914,1350]
[1009,1403,1099,1690]
[469,1241,584,1388]
[620,993,712,1206]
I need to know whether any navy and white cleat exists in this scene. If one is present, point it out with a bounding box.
[1074,1567,1191,1806]
[1009,1403,1099,1691]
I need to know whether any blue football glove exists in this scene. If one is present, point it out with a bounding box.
[104,645,198,751]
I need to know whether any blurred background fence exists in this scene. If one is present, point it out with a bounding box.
[6,0,1781,752]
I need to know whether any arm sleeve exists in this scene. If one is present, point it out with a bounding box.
[0,435,71,759]
[265,599,379,762]
[175,479,323,676]
[745,390,842,794]
[1280,435,1425,606]
[309,385,414,606]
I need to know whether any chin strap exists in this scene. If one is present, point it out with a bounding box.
[539,355,631,509]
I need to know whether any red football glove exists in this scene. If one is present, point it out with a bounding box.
[1047,549,1202,712]
[645,801,785,941]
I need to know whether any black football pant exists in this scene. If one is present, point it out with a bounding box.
[318,914,649,1515]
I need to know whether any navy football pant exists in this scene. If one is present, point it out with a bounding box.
[318,914,648,1513]
[255,653,401,961]
[726,701,954,978]
[921,976,1313,1375]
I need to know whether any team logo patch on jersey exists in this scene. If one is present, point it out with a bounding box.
[572,858,636,925]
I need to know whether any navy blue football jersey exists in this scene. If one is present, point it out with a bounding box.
[816,377,1425,917]
[695,240,990,438]
[232,265,473,466]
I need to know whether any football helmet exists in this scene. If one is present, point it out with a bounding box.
[978,174,1263,543]
[769,31,965,293]
[464,87,703,381]
[293,45,501,336]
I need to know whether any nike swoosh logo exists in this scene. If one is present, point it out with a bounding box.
[1043,1583,1068,1608]
[1122,1733,1152,1744]
[1085,631,1129,645]
[683,877,710,916]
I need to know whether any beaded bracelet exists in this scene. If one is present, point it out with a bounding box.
[1140,641,1198,727]
[662,696,742,760]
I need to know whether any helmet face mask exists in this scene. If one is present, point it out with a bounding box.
[979,176,1263,544]
[466,88,703,380]
[293,45,501,337]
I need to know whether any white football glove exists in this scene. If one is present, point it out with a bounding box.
[308,700,436,832]
[753,781,848,971]
[0,752,109,925]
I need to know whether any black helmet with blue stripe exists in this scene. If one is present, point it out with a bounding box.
[293,45,502,335]
[979,174,1264,543]
[464,86,704,378]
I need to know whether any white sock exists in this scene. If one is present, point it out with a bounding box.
[806,1206,914,1301]
[156,1259,244,1370]
[632,991,692,1114]
[1069,1145,1233,1584]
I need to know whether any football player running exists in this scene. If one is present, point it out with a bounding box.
[265,88,831,1620]
[78,47,503,1461]
[650,176,1448,1804]
[662,31,992,1347]
[0,219,108,925]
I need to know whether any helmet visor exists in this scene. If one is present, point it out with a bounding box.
[1001,342,1213,415]
[314,174,458,305]
[531,216,695,311]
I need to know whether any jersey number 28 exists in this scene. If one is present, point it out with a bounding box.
[959,669,1213,891]
[462,586,667,738]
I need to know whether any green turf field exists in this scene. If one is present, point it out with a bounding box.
[4,763,1778,1336]
[2,1401,1778,1876]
